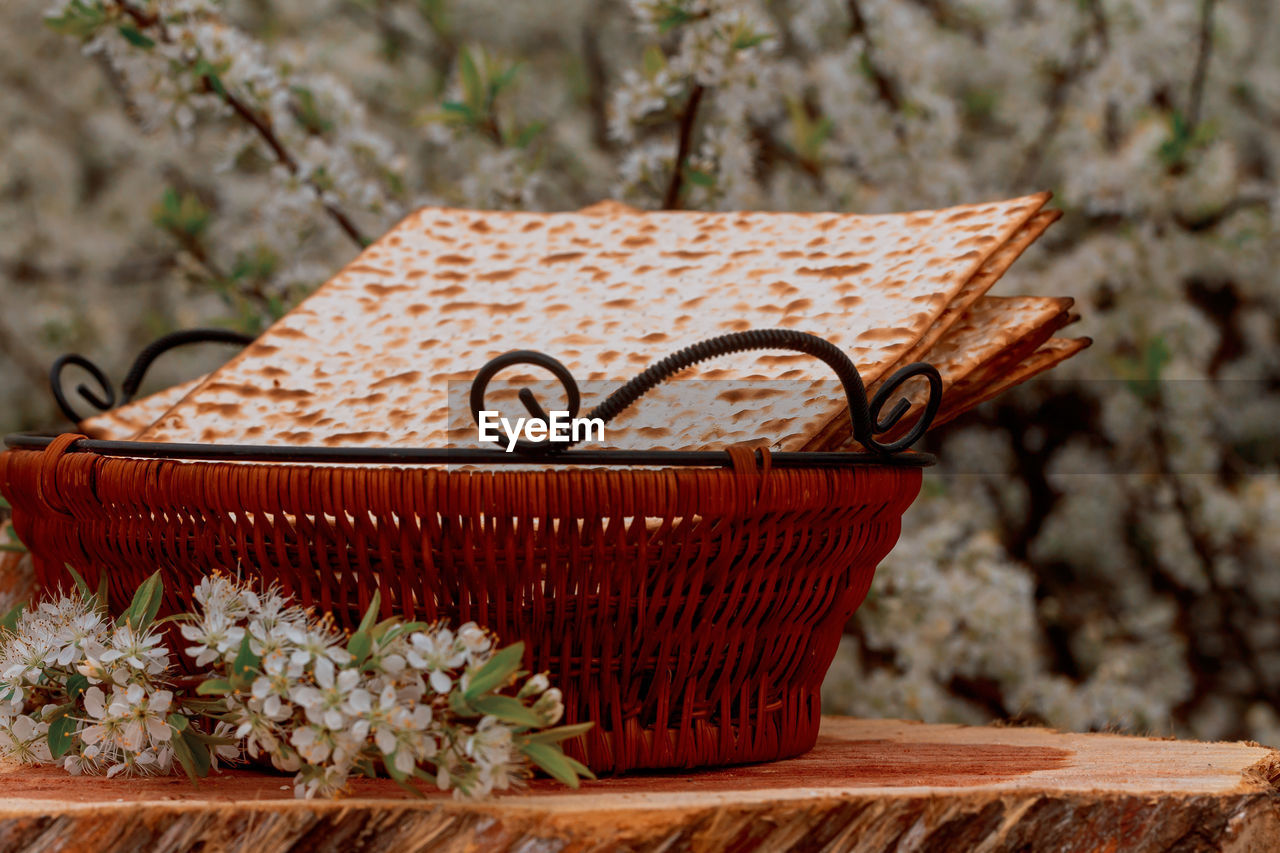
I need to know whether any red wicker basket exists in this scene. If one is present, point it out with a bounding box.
[0,435,920,773]
[8,328,942,773]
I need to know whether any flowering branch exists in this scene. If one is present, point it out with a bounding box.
[118,0,371,248]
[214,83,369,248]
[0,571,592,799]
[613,1,773,207]
[46,0,405,253]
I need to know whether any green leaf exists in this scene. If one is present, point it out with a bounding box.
[390,773,426,798]
[511,120,545,150]
[0,544,27,554]
[118,570,163,631]
[519,721,594,745]
[65,565,107,614]
[371,618,401,643]
[378,621,427,644]
[490,62,521,98]
[463,642,524,700]
[266,295,288,321]
[561,753,595,780]
[170,732,202,784]
[167,713,190,733]
[178,697,230,713]
[684,167,716,188]
[0,494,9,510]
[1117,336,1172,402]
[187,730,238,747]
[181,728,212,777]
[117,25,155,49]
[418,0,449,34]
[449,688,473,717]
[47,712,78,759]
[347,631,372,665]
[207,73,226,97]
[468,694,545,728]
[95,572,109,616]
[382,751,409,782]
[65,564,92,599]
[657,6,695,33]
[357,590,381,635]
[728,23,769,50]
[0,602,24,633]
[291,86,334,135]
[44,0,107,39]
[229,634,261,689]
[348,593,381,664]
[65,673,89,703]
[154,188,212,240]
[458,48,483,111]
[642,44,666,78]
[521,741,585,788]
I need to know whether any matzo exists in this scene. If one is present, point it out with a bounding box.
[808,295,1075,449]
[78,377,205,440]
[138,195,1051,451]
[930,336,1093,429]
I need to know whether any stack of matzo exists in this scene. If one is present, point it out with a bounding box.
[80,194,1089,452]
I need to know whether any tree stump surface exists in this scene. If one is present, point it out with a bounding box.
[0,716,1276,852]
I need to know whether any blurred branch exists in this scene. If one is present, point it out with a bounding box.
[903,0,985,44]
[1147,415,1280,729]
[750,123,825,190]
[581,14,615,151]
[662,83,706,210]
[1174,192,1271,232]
[1013,0,1108,187]
[92,54,147,129]
[0,313,50,392]
[343,0,456,81]
[213,81,370,248]
[1187,0,1217,134]
[846,0,905,118]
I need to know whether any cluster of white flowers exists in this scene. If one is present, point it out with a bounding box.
[0,573,589,799]
[0,581,178,777]
[6,0,1280,746]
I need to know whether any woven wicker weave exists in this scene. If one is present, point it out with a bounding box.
[0,436,920,772]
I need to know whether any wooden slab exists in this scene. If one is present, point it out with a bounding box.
[0,716,1275,852]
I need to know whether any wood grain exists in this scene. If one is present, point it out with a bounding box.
[0,717,1276,852]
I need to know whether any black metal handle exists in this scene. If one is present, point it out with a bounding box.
[469,329,942,456]
[51,328,253,423]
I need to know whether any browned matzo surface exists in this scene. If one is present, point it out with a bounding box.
[138,194,1051,451]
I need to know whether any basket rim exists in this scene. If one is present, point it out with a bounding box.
[3,432,936,469]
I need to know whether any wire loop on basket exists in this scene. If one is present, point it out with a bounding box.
[468,328,943,457]
[50,328,253,423]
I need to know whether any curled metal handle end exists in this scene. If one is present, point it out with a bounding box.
[50,355,116,424]
[469,329,943,457]
[49,328,253,424]
[468,350,582,456]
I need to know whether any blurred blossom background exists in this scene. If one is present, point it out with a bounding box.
[1,0,1278,742]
